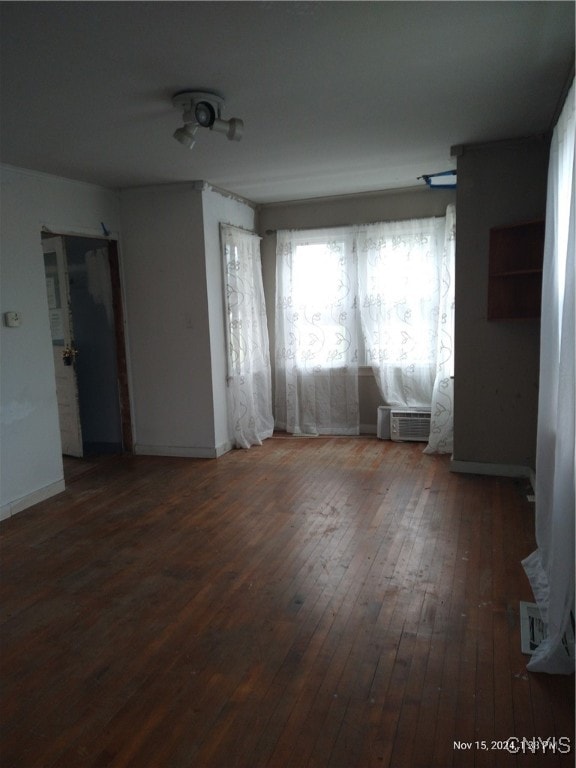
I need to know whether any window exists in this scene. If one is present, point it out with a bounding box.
[289,239,358,368]
[275,206,455,447]
[276,228,359,372]
[358,223,445,367]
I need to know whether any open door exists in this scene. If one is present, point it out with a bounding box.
[43,236,83,457]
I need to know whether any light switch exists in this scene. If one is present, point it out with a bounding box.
[4,311,22,327]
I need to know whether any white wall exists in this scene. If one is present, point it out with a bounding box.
[120,183,256,457]
[0,165,120,518]
[119,183,217,456]
[201,186,256,452]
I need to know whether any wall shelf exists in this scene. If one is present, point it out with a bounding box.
[487,219,545,320]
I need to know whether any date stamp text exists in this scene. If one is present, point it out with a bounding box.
[454,737,571,754]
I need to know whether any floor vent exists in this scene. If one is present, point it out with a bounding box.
[520,601,575,659]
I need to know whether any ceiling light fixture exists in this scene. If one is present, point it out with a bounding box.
[172,90,244,148]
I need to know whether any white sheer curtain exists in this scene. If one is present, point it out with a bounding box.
[221,224,274,449]
[275,228,360,435]
[425,204,456,454]
[274,211,455,447]
[522,82,575,674]
[357,207,455,452]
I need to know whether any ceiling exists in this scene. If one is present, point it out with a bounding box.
[1,1,574,204]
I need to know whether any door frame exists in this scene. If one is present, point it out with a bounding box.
[42,230,133,454]
[107,240,133,453]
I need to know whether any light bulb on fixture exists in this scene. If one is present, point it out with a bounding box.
[211,117,244,142]
[173,122,199,149]
[194,101,216,127]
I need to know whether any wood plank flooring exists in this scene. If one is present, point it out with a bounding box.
[1,437,573,767]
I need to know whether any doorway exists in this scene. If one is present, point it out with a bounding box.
[42,233,132,458]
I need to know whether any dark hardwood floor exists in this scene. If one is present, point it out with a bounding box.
[1,437,573,767]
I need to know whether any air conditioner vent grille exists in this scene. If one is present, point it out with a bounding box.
[390,408,431,442]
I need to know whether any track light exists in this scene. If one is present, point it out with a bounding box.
[173,123,199,149]
[172,90,244,148]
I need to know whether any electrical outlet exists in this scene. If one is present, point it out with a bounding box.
[4,311,22,328]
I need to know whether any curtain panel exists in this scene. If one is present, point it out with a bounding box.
[357,205,456,453]
[274,207,455,451]
[424,204,456,453]
[221,224,274,449]
[275,228,360,435]
[522,81,575,674]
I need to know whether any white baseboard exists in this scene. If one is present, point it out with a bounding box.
[450,458,533,479]
[134,443,230,459]
[0,479,65,521]
[215,440,233,457]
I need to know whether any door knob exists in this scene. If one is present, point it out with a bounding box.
[62,345,79,366]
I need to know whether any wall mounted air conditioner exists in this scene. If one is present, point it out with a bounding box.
[390,408,431,442]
